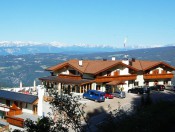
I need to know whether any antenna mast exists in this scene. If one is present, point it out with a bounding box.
[123,37,128,60]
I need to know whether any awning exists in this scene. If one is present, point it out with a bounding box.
[106,80,126,86]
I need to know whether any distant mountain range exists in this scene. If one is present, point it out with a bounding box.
[0,45,118,55]
[0,41,118,55]
[0,41,174,55]
[0,44,174,88]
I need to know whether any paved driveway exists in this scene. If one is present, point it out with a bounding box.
[81,90,175,115]
[80,92,140,116]
[80,90,175,131]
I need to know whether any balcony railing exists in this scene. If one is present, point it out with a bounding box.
[144,73,174,80]
[6,116,24,128]
[95,74,137,82]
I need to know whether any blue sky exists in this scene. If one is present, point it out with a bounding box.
[0,0,175,47]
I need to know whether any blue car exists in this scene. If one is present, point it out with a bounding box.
[83,90,105,102]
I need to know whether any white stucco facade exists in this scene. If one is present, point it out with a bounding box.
[135,75,144,86]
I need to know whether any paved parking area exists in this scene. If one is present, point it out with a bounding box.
[80,93,141,115]
[81,90,175,116]
[80,90,175,131]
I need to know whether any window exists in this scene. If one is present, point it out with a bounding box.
[134,81,139,86]
[107,71,111,76]
[94,93,99,96]
[96,85,101,90]
[6,100,10,107]
[14,101,18,107]
[154,80,158,85]
[20,102,22,109]
[144,81,149,86]
[25,103,28,108]
[90,91,94,95]
[99,73,102,76]
[69,70,76,75]
[164,80,168,85]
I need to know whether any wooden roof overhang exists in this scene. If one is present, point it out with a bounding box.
[46,62,68,71]
[39,76,94,86]
[32,99,39,105]
[144,73,174,80]
[143,62,175,71]
[95,74,137,83]
[46,62,84,74]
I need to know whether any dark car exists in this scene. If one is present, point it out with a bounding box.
[143,86,150,93]
[128,87,150,94]
[83,90,105,102]
[105,92,114,99]
[150,85,165,91]
[112,91,126,98]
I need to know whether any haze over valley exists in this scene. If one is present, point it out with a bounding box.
[0,45,175,87]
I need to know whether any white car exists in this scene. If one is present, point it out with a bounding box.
[165,85,175,91]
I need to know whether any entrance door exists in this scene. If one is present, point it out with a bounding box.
[33,105,38,114]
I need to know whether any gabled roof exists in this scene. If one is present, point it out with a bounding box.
[131,60,175,71]
[46,59,175,74]
[47,59,138,75]
[0,90,38,104]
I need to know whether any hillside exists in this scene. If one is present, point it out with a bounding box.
[0,46,175,87]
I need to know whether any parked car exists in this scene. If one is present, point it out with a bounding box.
[149,85,165,91]
[165,85,175,91]
[112,90,126,98]
[143,86,151,93]
[83,90,105,102]
[105,92,114,99]
[128,86,150,94]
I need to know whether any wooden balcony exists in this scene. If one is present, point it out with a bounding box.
[6,104,22,116]
[144,73,174,80]
[95,74,137,83]
[6,116,24,128]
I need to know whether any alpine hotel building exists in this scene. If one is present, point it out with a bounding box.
[39,57,175,94]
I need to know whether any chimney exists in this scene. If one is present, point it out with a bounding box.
[122,54,129,65]
[112,56,115,61]
[122,60,129,65]
[79,59,83,66]
[129,58,136,66]
[37,85,44,116]
[20,81,22,89]
[33,80,36,91]
[132,58,135,62]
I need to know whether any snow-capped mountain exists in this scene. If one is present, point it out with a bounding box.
[0,41,120,55]
[0,41,115,48]
[0,41,174,55]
